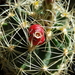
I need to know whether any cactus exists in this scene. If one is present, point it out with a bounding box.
[0,0,75,75]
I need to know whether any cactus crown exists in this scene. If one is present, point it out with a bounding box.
[0,0,75,75]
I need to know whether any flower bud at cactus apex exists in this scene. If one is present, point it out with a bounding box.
[28,24,45,45]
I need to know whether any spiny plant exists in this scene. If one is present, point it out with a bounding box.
[0,0,75,75]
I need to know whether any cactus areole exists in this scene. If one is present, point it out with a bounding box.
[28,24,45,45]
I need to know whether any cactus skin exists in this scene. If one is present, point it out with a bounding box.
[0,0,75,75]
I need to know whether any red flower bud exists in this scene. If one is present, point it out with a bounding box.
[28,24,45,45]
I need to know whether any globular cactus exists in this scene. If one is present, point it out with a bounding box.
[0,0,75,75]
